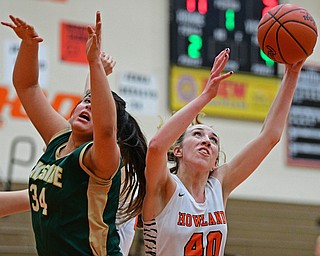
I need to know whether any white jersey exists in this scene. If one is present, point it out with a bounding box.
[144,174,227,256]
[116,169,138,256]
[116,216,136,256]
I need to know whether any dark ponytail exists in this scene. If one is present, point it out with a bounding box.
[112,92,147,226]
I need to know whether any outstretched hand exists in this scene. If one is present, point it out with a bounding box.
[202,48,233,98]
[1,15,43,44]
[101,52,116,76]
[86,11,102,64]
[285,59,305,73]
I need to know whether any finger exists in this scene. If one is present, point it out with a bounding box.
[217,71,234,82]
[296,59,305,66]
[111,60,116,68]
[291,59,305,72]
[1,22,15,29]
[15,17,27,27]
[91,34,97,47]
[87,25,94,35]
[8,15,18,24]
[8,15,15,21]
[218,48,228,59]
[95,22,101,43]
[217,53,230,72]
[100,53,106,61]
[96,11,101,25]
[214,48,229,64]
[216,48,229,65]
[211,52,229,75]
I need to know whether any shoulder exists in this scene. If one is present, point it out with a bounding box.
[210,164,227,183]
[47,128,72,145]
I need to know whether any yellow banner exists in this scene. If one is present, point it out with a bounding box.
[170,65,280,121]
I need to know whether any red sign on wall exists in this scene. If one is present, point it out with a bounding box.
[60,22,88,64]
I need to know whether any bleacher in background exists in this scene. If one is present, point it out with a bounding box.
[0,212,35,256]
[225,199,320,255]
[0,183,36,256]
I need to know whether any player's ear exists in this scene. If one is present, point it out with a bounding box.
[173,146,182,158]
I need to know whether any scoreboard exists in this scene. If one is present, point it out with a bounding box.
[170,0,279,76]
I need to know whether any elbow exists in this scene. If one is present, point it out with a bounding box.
[270,135,281,148]
[262,129,282,149]
[148,137,165,155]
[271,127,283,145]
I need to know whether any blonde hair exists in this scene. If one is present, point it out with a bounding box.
[164,113,226,173]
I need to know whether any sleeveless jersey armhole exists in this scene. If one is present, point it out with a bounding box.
[154,174,179,220]
[79,142,122,183]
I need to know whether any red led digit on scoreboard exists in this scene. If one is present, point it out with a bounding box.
[262,0,279,16]
[186,0,208,14]
[260,0,279,66]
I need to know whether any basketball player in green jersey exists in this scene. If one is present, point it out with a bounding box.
[0,52,140,256]
[1,11,147,255]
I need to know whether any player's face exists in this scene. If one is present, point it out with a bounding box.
[179,124,219,170]
[69,93,93,138]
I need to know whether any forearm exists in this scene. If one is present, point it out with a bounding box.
[84,52,116,94]
[13,40,39,90]
[261,68,300,138]
[0,189,30,217]
[89,61,117,131]
[154,92,212,149]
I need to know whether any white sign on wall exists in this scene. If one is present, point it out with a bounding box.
[118,71,158,115]
[3,40,49,87]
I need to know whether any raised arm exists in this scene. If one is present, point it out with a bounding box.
[219,60,304,199]
[143,49,233,219]
[84,11,120,179]
[1,16,68,144]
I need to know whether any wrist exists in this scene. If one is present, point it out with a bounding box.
[21,39,39,47]
[88,59,103,68]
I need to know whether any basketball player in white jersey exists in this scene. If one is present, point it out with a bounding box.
[142,48,304,255]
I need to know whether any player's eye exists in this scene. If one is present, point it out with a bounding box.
[83,97,91,104]
[193,131,201,136]
[210,137,218,144]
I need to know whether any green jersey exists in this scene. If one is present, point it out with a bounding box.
[28,130,122,256]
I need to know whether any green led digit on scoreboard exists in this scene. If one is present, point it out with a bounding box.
[225,9,235,31]
[188,35,202,59]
